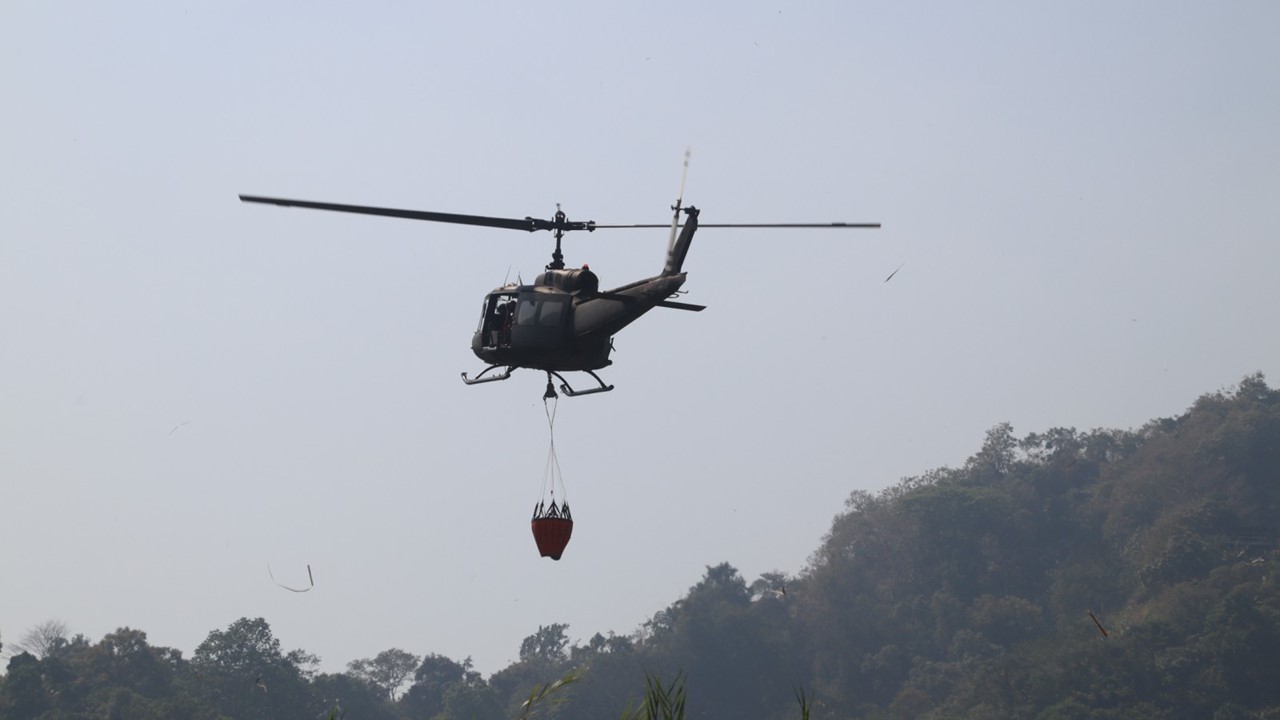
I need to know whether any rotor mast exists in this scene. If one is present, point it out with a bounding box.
[548,204,567,270]
[544,203,599,270]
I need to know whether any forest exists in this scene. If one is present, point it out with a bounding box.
[3,374,1278,719]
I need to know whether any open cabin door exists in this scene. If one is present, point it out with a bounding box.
[479,291,517,349]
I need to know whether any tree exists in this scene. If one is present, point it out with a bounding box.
[14,618,70,659]
[520,623,570,664]
[313,672,400,720]
[1,653,51,718]
[966,422,1019,480]
[193,617,285,676]
[403,652,468,718]
[191,617,317,720]
[438,678,505,720]
[84,627,175,697]
[347,647,421,701]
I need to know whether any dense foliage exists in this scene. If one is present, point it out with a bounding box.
[3,375,1277,719]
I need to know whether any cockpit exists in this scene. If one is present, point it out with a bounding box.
[477,288,571,352]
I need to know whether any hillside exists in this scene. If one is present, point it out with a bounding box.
[4,374,1278,719]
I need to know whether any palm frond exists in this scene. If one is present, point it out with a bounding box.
[518,668,584,719]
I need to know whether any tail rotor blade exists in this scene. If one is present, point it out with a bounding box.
[676,147,691,208]
[668,147,691,252]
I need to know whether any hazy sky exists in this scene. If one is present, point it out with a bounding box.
[3,2,1278,675]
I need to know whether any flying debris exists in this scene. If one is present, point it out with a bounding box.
[1087,610,1109,638]
[883,262,904,283]
[268,564,314,593]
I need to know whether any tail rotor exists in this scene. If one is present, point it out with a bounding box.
[667,147,691,256]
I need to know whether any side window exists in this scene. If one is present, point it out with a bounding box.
[538,299,566,327]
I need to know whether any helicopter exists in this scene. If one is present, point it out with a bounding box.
[239,185,879,397]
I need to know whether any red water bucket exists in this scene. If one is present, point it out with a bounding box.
[531,517,574,560]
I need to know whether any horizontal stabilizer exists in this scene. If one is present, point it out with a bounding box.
[656,300,706,312]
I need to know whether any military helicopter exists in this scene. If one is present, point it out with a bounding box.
[239,179,878,397]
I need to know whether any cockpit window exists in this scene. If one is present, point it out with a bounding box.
[516,298,539,326]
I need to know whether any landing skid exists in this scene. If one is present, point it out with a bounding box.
[461,365,514,385]
[547,369,614,397]
[460,365,614,397]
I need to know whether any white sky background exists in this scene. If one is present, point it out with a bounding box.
[2,1,1278,674]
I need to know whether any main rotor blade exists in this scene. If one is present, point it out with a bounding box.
[239,195,548,232]
[239,195,879,232]
[591,222,881,229]
[698,222,881,228]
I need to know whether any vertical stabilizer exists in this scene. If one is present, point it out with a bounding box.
[663,206,698,276]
